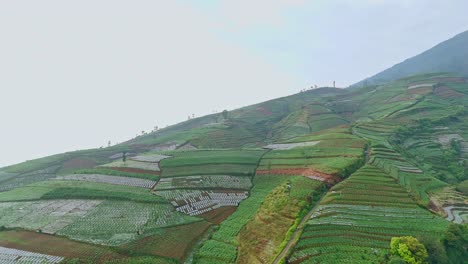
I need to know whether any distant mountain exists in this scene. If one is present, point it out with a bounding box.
[353,30,468,87]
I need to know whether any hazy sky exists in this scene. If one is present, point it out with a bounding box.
[1,0,468,167]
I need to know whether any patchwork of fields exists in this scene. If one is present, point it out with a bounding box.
[0,73,466,263]
[288,165,448,263]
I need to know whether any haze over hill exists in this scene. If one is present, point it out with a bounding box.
[1,3,468,263]
[353,30,468,87]
[2,1,468,167]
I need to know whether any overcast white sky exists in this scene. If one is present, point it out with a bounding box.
[1,0,468,167]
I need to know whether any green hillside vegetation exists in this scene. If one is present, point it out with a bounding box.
[1,69,467,263]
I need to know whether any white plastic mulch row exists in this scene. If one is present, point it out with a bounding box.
[0,246,63,264]
[407,83,436,89]
[155,175,252,190]
[130,154,171,163]
[264,141,320,150]
[443,205,468,224]
[56,174,157,189]
[156,190,248,216]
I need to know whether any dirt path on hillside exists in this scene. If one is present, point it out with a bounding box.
[272,193,325,264]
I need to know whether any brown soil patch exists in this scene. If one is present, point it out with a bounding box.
[198,206,237,224]
[256,106,273,116]
[256,168,340,184]
[120,221,212,262]
[407,87,433,95]
[107,167,160,175]
[61,158,97,172]
[434,86,465,99]
[0,230,125,262]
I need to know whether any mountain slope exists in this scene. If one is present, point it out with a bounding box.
[353,30,468,87]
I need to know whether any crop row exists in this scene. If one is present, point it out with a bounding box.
[288,165,448,263]
[155,189,248,216]
[155,175,252,190]
[56,174,157,189]
[0,246,63,264]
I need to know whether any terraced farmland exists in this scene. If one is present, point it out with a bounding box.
[0,246,63,264]
[288,165,448,263]
[156,189,249,216]
[258,128,366,179]
[57,200,199,245]
[55,174,157,189]
[0,72,467,263]
[155,175,252,190]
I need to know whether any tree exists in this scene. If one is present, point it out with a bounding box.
[390,236,428,264]
[122,151,127,162]
[222,110,229,119]
[443,223,468,263]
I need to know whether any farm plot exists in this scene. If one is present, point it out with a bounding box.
[155,189,248,216]
[194,175,286,264]
[0,230,126,263]
[55,174,157,189]
[130,154,171,163]
[288,165,448,264]
[264,141,320,150]
[443,205,468,224]
[159,149,264,177]
[0,246,63,264]
[121,221,212,262]
[57,200,200,246]
[100,160,161,172]
[0,199,102,234]
[369,145,446,204]
[258,131,366,178]
[0,180,166,204]
[0,165,61,192]
[154,175,252,190]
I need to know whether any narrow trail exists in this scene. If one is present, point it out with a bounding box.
[272,193,325,264]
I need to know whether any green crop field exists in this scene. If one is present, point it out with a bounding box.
[288,165,448,264]
[1,71,467,263]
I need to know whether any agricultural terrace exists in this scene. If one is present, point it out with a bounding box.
[0,246,63,264]
[57,200,199,246]
[194,175,325,264]
[155,175,252,190]
[156,189,249,216]
[258,128,366,180]
[266,101,349,142]
[288,165,448,264]
[71,167,159,180]
[120,221,212,262]
[0,230,126,263]
[0,180,166,203]
[153,150,265,216]
[55,174,157,189]
[100,160,161,173]
[237,177,325,264]
[369,145,446,205]
[159,149,266,177]
[0,165,60,192]
[0,199,103,235]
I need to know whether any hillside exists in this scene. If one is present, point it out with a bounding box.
[353,30,468,87]
[0,71,467,263]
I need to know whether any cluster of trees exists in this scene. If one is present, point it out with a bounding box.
[387,224,467,264]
